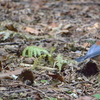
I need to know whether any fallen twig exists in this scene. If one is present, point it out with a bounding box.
[0,42,22,46]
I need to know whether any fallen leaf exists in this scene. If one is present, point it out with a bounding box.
[49,22,58,28]
[25,27,39,35]
[18,69,34,85]
[93,22,100,29]
[5,24,18,32]
[83,43,90,48]
[47,72,64,82]
[80,62,99,77]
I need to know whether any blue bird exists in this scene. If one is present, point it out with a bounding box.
[75,41,100,62]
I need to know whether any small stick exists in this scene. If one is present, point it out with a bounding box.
[0,42,22,46]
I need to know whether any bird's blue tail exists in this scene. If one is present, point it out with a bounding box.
[75,55,87,62]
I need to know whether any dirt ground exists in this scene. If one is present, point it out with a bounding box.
[0,0,100,100]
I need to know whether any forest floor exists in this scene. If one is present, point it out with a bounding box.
[0,0,100,100]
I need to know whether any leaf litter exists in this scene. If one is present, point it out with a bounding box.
[0,0,100,100]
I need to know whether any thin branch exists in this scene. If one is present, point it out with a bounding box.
[0,42,22,46]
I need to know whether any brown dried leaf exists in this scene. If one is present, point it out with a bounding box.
[93,22,100,29]
[49,22,58,28]
[25,27,39,35]
[83,43,90,48]
[5,24,18,32]
[18,69,34,85]
[47,72,64,82]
